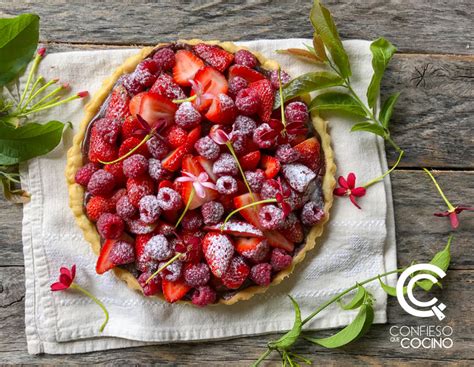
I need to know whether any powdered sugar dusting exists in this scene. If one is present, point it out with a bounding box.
[204,233,234,278]
[282,163,316,193]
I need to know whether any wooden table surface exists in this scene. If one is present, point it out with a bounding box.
[1,1,473,365]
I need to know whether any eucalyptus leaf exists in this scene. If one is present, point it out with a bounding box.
[0,120,69,165]
[0,14,40,86]
[379,92,400,129]
[310,0,351,78]
[417,236,452,291]
[338,284,367,310]
[276,48,324,64]
[268,296,302,350]
[378,276,407,297]
[367,38,397,109]
[274,71,344,109]
[351,121,386,138]
[309,92,367,117]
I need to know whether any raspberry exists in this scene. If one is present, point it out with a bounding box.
[270,248,292,272]
[191,285,217,307]
[228,76,248,97]
[138,271,161,296]
[94,118,120,145]
[258,205,284,230]
[150,73,186,100]
[109,240,135,265]
[104,161,126,186]
[116,195,137,220]
[232,115,256,136]
[136,258,159,274]
[126,176,155,207]
[110,188,127,206]
[157,187,182,211]
[250,263,272,286]
[260,179,279,200]
[269,69,291,89]
[167,125,187,148]
[86,196,114,222]
[157,221,175,236]
[126,218,157,235]
[201,201,224,225]
[244,169,265,192]
[159,260,183,281]
[122,74,143,95]
[134,59,159,87]
[146,136,169,159]
[285,101,309,125]
[181,210,203,231]
[194,136,220,161]
[184,263,211,287]
[97,213,125,239]
[235,88,260,116]
[119,137,150,158]
[87,169,116,196]
[148,158,169,181]
[121,116,141,140]
[139,195,161,224]
[213,153,238,177]
[216,175,238,195]
[301,201,325,226]
[234,49,257,68]
[175,101,201,130]
[229,131,249,156]
[123,154,149,178]
[75,162,99,187]
[281,213,304,243]
[275,144,300,163]
[253,123,276,149]
[145,234,173,261]
[153,47,176,70]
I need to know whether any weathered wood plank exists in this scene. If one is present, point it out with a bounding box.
[0,1,472,55]
[0,267,472,364]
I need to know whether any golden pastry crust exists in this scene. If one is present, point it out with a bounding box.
[66,40,336,305]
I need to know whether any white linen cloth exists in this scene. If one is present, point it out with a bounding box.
[20,39,397,354]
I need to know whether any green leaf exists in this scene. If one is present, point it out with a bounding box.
[268,296,302,350]
[274,71,344,109]
[0,14,40,86]
[417,236,452,291]
[276,48,325,64]
[351,121,386,138]
[378,276,407,297]
[367,38,397,109]
[309,92,367,117]
[305,303,374,348]
[338,284,367,310]
[379,92,400,129]
[313,32,328,62]
[310,0,351,78]
[0,175,30,203]
[0,120,68,165]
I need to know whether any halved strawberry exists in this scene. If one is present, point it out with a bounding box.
[172,50,205,86]
[204,220,264,238]
[180,155,218,209]
[293,137,321,172]
[138,92,177,129]
[184,125,202,152]
[158,180,173,189]
[96,236,133,274]
[105,85,131,121]
[129,92,146,117]
[233,193,262,228]
[234,237,270,264]
[221,256,250,289]
[235,237,263,256]
[162,279,192,303]
[121,116,141,139]
[260,155,281,178]
[205,93,237,125]
[202,232,234,278]
[135,233,153,260]
[193,43,234,73]
[162,146,186,172]
[248,79,274,122]
[195,156,218,182]
[265,230,294,252]
[192,66,228,112]
[240,151,261,171]
[228,65,265,83]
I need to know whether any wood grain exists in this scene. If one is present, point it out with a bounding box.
[0,1,472,55]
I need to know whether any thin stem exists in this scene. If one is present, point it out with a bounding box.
[175,186,195,228]
[146,252,183,284]
[172,95,197,104]
[27,85,64,111]
[20,79,58,112]
[423,168,455,211]
[221,198,277,229]
[18,53,41,109]
[70,283,109,332]
[225,141,255,202]
[100,133,152,165]
[251,348,272,367]
[22,76,45,109]
[278,67,287,129]
[362,150,404,188]
[385,134,403,153]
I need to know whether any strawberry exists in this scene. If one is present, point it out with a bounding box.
[248,79,274,123]
[135,233,153,260]
[260,155,281,179]
[293,137,321,172]
[121,116,141,139]
[195,156,218,182]
[184,125,202,152]
[129,92,146,117]
[165,125,187,148]
[162,146,186,172]
[205,93,237,125]
[158,180,173,189]
[96,236,134,274]
[221,256,250,289]
[172,50,205,86]
[105,85,131,121]
[180,155,218,209]
[192,66,228,112]
[204,220,264,238]
[162,278,192,303]
[240,151,261,171]
[138,92,177,129]
[235,237,270,263]
[192,43,234,73]
[149,73,186,100]
[264,230,294,252]
[282,218,304,243]
[88,126,118,163]
[126,176,155,207]
[228,65,265,83]
[202,232,234,278]
[119,137,150,158]
[86,196,114,222]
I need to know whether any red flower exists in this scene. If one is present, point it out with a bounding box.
[434,206,474,229]
[51,265,76,291]
[275,177,292,217]
[333,172,366,209]
[261,118,308,144]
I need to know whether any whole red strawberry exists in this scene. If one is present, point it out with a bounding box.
[105,85,131,121]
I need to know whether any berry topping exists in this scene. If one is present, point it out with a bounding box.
[145,234,173,261]
[281,213,304,243]
[191,285,217,307]
[175,101,202,129]
[205,93,237,125]
[184,263,211,287]
[138,92,177,129]
[275,144,300,163]
[260,155,281,179]
[157,187,183,211]
[260,178,279,199]
[109,239,135,265]
[97,213,125,239]
[253,123,276,149]
[146,136,169,159]
[126,176,155,207]
[86,196,114,222]
[232,115,257,136]
[150,72,186,100]
[282,163,316,193]
[250,263,272,286]
[162,146,186,172]
[75,162,99,187]
[119,136,150,158]
[105,85,131,121]
[216,175,238,195]
[301,201,325,226]
[234,49,257,68]
[166,125,188,149]
[179,236,203,263]
[138,195,161,224]
[194,136,220,161]
[201,201,225,225]
[293,137,321,172]
[94,118,120,145]
[173,49,205,87]
[285,101,309,125]
[235,237,270,263]
[122,74,143,96]
[235,87,260,116]
[96,238,134,274]
[126,218,157,235]
[228,76,248,97]
[213,153,238,177]
[258,205,284,230]
[122,115,141,139]
[269,69,291,89]
[240,151,261,171]
[245,169,266,192]
[159,260,183,282]
[87,169,116,196]
[248,79,274,122]
[123,154,149,178]
[229,64,265,83]
[88,126,118,163]
[270,248,293,271]
[181,210,203,231]
[202,232,234,278]
[104,161,126,185]
[138,271,161,296]
[221,256,250,289]
[134,59,160,88]
[192,43,234,73]
[148,158,169,181]
[162,278,191,303]
[116,195,137,220]
[205,220,264,238]
[153,48,176,70]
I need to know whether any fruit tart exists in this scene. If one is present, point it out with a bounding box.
[66,40,336,306]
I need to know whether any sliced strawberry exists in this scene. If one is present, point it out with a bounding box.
[121,116,141,139]
[248,79,274,122]
[235,237,262,256]
[192,66,228,112]
[172,50,205,86]
[149,73,186,100]
[293,137,321,172]
[193,43,234,73]
[288,133,307,147]
[205,93,237,125]
[264,230,294,252]
[184,125,202,152]
[204,220,264,238]
[234,237,270,264]
[240,151,261,171]
[96,236,133,274]
[162,146,186,172]
[129,92,146,117]
[162,278,192,303]
[158,180,173,189]
[228,64,265,83]
[221,256,250,289]
[135,233,153,260]
[105,85,131,121]
[202,232,234,278]
[260,155,281,178]
[233,193,262,228]
[195,156,218,182]
[180,155,218,209]
[138,92,177,129]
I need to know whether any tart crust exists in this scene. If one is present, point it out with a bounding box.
[66,40,336,305]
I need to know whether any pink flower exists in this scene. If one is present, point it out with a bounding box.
[51,265,76,291]
[209,125,231,145]
[189,79,214,108]
[176,171,216,198]
[275,177,292,217]
[333,172,366,209]
[434,206,474,229]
